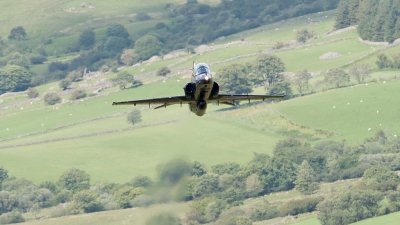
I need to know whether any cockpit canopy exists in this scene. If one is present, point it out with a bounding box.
[194,63,212,82]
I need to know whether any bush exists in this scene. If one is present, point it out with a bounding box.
[26,87,39,98]
[156,66,171,76]
[30,75,46,87]
[49,204,68,218]
[59,79,71,90]
[67,70,83,82]
[55,189,73,203]
[248,201,279,222]
[43,92,61,105]
[131,195,156,207]
[70,90,87,100]
[155,22,166,29]
[0,210,25,224]
[131,176,153,188]
[29,55,47,64]
[48,62,69,73]
[136,12,151,21]
[279,196,323,216]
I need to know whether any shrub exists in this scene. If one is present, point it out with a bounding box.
[29,55,47,64]
[48,62,68,73]
[67,70,83,82]
[49,204,68,218]
[131,195,156,207]
[70,90,87,100]
[156,67,171,76]
[136,12,151,21]
[43,92,61,105]
[0,210,25,224]
[30,75,46,87]
[248,201,279,222]
[279,196,324,216]
[26,87,39,98]
[59,79,71,90]
[155,22,166,29]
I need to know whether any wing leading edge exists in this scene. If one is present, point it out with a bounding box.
[112,94,285,108]
[210,94,285,102]
[112,96,193,107]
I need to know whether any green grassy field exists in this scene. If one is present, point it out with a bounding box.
[22,202,189,225]
[0,0,185,38]
[351,211,400,225]
[276,78,400,143]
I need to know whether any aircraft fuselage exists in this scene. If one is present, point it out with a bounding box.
[184,63,217,116]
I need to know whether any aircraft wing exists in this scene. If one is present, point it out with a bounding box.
[210,94,285,102]
[112,96,193,107]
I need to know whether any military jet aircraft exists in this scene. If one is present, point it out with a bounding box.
[112,63,285,116]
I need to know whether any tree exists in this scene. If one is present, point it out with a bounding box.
[106,24,129,39]
[155,22,166,29]
[7,52,29,69]
[27,87,39,98]
[245,174,263,197]
[136,12,151,21]
[157,67,171,76]
[67,70,83,82]
[268,81,292,97]
[324,68,349,88]
[114,186,145,208]
[361,165,400,185]
[317,189,383,225]
[0,210,25,224]
[294,160,319,195]
[290,69,311,96]
[29,203,41,218]
[112,71,135,90]
[376,53,392,69]
[43,92,61,105]
[8,26,27,41]
[191,161,207,177]
[334,0,359,29]
[57,168,91,193]
[131,176,153,188]
[349,63,371,84]
[250,55,285,90]
[102,36,129,53]
[29,55,47,65]
[0,167,8,190]
[120,49,138,66]
[217,63,253,94]
[134,35,163,60]
[70,90,87,100]
[71,190,103,213]
[126,109,142,126]
[59,79,71,90]
[79,29,95,49]
[0,65,31,94]
[194,174,219,197]
[211,162,241,175]
[296,29,314,43]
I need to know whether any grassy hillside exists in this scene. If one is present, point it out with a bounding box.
[276,78,400,143]
[2,10,400,183]
[1,4,400,225]
[0,0,184,38]
[22,202,189,225]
